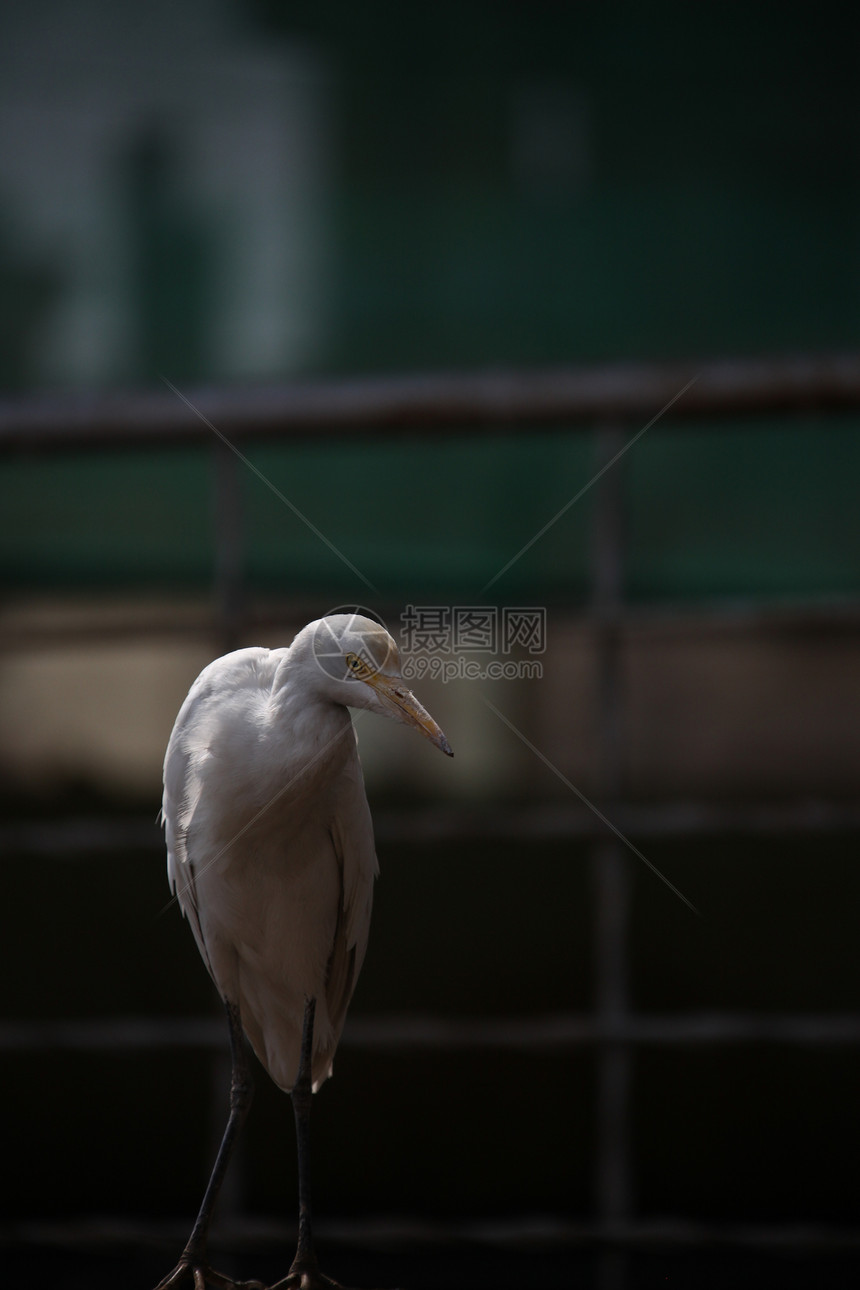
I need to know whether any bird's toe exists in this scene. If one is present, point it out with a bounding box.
[267,1270,365,1290]
[153,1258,267,1290]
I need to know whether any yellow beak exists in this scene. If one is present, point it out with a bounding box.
[364,673,453,756]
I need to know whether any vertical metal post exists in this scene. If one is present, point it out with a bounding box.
[591,423,631,1290]
[213,439,245,655]
[210,440,247,1236]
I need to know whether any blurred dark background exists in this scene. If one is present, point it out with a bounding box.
[1,3,860,1288]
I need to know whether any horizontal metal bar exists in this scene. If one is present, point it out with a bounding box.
[0,1016,223,1051]
[3,594,860,656]
[3,1012,860,1054]
[1,354,859,450]
[5,1213,860,1254]
[377,799,860,844]
[2,797,859,860]
[0,816,163,854]
[348,1013,860,1048]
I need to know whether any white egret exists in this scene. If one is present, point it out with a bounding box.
[155,613,452,1290]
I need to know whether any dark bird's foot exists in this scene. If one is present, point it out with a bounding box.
[268,1263,391,1290]
[268,1271,350,1290]
[154,1257,267,1290]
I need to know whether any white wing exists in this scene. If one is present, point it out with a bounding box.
[162,648,283,983]
[314,748,379,1086]
[161,646,378,1092]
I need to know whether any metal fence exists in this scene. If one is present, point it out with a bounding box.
[2,354,860,1287]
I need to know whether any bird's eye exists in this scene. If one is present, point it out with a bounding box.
[345,653,365,674]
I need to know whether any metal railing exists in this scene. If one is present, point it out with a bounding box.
[2,354,860,1286]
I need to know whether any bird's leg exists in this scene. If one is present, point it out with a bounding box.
[154,1001,264,1290]
[269,996,354,1290]
[289,996,319,1278]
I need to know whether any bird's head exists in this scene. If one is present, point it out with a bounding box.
[300,612,453,756]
